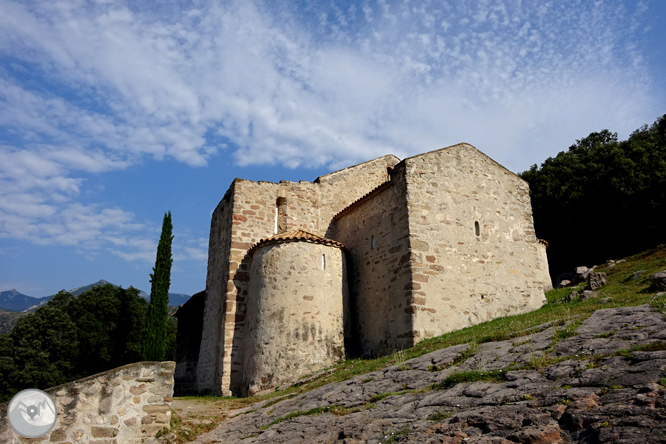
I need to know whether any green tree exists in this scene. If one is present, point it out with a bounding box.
[143,211,174,361]
[67,285,147,377]
[520,115,666,275]
[0,285,149,401]
[0,303,79,399]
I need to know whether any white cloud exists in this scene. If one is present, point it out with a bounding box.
[0,0,661,260]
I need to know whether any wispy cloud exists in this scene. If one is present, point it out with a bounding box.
[0,0,660,262]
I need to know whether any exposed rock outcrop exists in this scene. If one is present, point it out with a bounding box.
[586,271,608,291]
[653,271,666,291]
[190,305,666,444]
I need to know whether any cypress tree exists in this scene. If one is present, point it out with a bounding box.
[143,211,173,361]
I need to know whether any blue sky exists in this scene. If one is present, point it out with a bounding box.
[1,0,664,298]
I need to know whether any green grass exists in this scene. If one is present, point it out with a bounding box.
[434,369,507,389]
[631,341,666,352]
[381,427,411,443]
[262,404,366,429]
[553,319,584,342]
[370,390,411,403]
[427,410,455,421]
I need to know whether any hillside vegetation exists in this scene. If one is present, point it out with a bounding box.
[520,114,666,277]
[170,244,666,443]
[0,284,177,402]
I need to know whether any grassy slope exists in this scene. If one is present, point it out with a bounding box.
[173,245,666,441]
[0,310,27,335]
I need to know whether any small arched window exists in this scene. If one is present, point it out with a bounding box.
[322,254,326,270]
[474,221,480,237]
[276,197,287,234]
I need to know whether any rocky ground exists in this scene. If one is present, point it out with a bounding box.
[185,304,666,444]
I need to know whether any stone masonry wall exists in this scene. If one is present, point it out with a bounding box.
[242,241,347,395]
[199,155,401,395]
[402,144,548,338]
[335,165,412,356]
[174,291,205,395]
[315,155,400,238]
[222,179,321,395]
[197,186,235,393]
[0,361,175,444]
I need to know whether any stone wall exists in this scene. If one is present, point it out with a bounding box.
[334,167,412,356]
[198,154,400,395]
[220,179,322,395]
[242,241,347,395]
[315,155,400,238]
[174,291,205,395]
[197,185,235,394]
[402,144,548,338]
[0,361,175,444]
[538,241,553,292]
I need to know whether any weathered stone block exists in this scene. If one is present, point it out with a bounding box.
[142,405,170,414]
[653,271,666,291]
[142,424,168,435]
[91,427,118,438]
[587,272,608,291]
[49,428,67,441]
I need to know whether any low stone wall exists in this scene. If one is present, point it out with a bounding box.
[0,361,175,444]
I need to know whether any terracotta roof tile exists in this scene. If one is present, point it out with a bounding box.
[250,229,344,252]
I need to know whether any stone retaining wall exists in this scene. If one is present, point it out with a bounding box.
[0,361,175,444]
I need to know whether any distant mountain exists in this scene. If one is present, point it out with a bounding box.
[1,280,192,334]
[167,293,191,307]
[66,279,119,297]
[0,289,44,312]
[66,280,190,305]
[0,280,191,314]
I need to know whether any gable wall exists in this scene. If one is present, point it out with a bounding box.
[317,155,400,238]
[334,163,412,355]
[402,144,548,339]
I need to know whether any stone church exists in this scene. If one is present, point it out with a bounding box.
[174,143,551,396]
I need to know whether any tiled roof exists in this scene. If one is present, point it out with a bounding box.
[250,229,344,252]
[332,181,392,220]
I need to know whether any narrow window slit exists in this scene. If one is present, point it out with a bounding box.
[475,221,480,237]
[276,197,287,234]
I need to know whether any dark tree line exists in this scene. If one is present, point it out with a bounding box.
[0,284,176,402]
[520,114,666,277]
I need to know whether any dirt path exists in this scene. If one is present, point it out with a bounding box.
[170,397,254,443]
